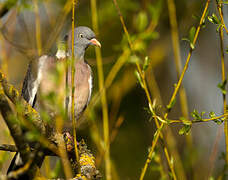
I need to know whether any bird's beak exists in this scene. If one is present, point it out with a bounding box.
[90,38,101,48]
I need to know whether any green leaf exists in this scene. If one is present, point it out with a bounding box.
[182,26,196,49]
[208,13,220,24]
[134,70,144,88]
[191,109,202,120]
[143,56,151,71]
[201,111,206,117]
[181,38,190,43]
[209,112,216,118]
[189,26,196,45]
[216,24,222,32]
[213,119,223,125]
[135,11,148,32]
[166,98,176,111]
[179,124,192,135]
[217,79,227,95]
[190,43,195,50]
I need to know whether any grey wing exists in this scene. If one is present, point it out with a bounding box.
[21,61,36,107]
[21,55,48,107]
[7,56,48,176]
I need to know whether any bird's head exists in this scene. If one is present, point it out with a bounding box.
[56,26,101,60]
[72,26,101,49]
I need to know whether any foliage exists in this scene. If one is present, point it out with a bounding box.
[0,0,228,179]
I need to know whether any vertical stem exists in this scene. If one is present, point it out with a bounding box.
[34,0,42,56]
[56,116,73,178]
[140,0,210,179]
[165,0,210,118]
[219,16,228,164]
[90,0,111,179]
[215,0,228,164]
[167,0,189,119]
[71,0,79,162]
[111,0,177,179]
[139,123,165,180]
[167,0,191,178]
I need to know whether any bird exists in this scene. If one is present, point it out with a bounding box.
[7,26,101,179]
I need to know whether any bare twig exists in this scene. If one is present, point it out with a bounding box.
[0,144,18,152]
[71,0,80,164]
[91,0,111,179]
[216,0,228,164]
[0,89,38,179]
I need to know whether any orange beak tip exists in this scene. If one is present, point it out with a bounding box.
[90,38,101,48]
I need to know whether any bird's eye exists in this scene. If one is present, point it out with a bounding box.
[79,34,83,38]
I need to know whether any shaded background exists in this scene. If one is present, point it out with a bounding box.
[0,0,228,179]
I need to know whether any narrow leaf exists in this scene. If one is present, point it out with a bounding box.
[134,70,144,88]
[208,13,220,24]
[189,26,196,44]
[143,56,151,71]
[166,98,176,111]
[217,79,227,95]
[179,125,191,135]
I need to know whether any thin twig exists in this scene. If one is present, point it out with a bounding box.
[0,144,18,152]
[111,0,177,179]
[140,123,165,180]
[216,2,228,34]
[7,159,33,179]
[71,0,80,163]
[164,0,210,118]
[55,133,73,178]
[159,113,227,124]
[167,0,191,158]
[141,0,211,179]
[90,0,111,179]
[216,0,228,163]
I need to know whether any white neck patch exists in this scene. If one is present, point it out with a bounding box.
[56,49,67,59]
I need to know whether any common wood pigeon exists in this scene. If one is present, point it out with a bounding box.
[7,26,101,178]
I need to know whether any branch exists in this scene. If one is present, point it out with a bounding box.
[0,139,102,179]
[0,70,46,134]
[0,71,101,179]
[64,134,101,179]
[0,89,39,179]
[0,144,18,152]
[154,113,228,124]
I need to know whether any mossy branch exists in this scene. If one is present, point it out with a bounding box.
[0,71,101,179]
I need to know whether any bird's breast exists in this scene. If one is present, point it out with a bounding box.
[72,60,93,119]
